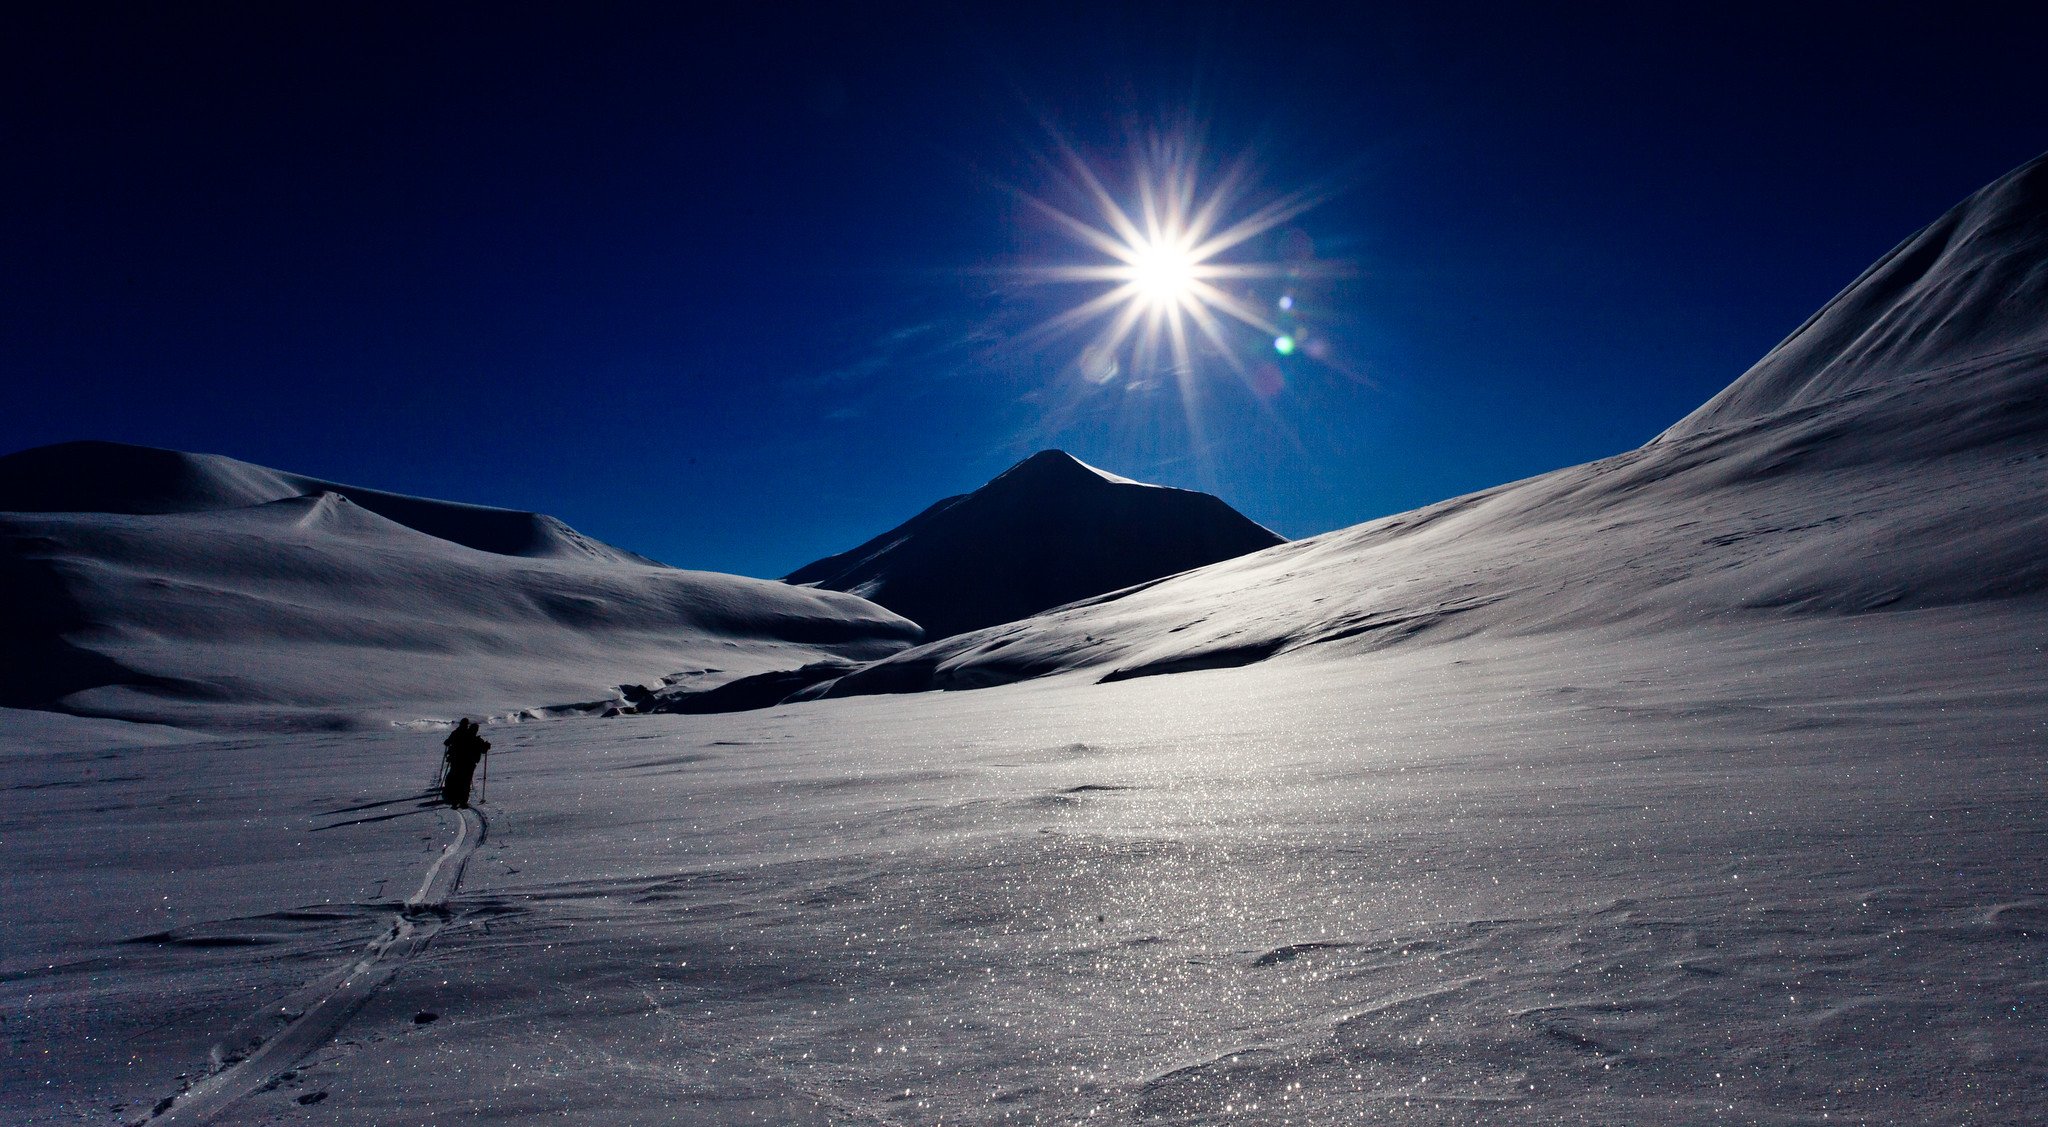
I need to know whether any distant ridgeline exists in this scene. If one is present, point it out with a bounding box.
[0,440,652,565]
[784,450,1286,640]
[0,441,919,730]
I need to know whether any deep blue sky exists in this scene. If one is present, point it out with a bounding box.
[6,3,2045,577]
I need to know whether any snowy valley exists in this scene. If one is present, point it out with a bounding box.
[4,154,2047,1125]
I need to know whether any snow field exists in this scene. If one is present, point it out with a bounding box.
[7,606,2041,1124]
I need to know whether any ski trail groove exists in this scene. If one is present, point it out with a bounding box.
[145,803,485,1125]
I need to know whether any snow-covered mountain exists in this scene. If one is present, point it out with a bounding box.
[0,442,921,730]
[785,449,1284,640]
[806,153,2048,699]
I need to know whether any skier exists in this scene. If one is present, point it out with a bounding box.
[440,718,490,809]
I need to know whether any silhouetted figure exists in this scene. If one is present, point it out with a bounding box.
[440,718,490,808]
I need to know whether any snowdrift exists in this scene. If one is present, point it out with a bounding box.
[0,443,921,729]
[805,152,2048,699]
[786,449,1283,639]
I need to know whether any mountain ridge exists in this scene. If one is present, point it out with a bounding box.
[1659,151,2048,443]
[0,439,657,567]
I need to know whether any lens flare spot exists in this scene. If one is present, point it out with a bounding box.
[1079,343,1122,384]
[1273,334,1296,355]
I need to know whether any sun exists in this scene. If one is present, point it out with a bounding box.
[1127,235,1199,309]
[1018,135,1325,389]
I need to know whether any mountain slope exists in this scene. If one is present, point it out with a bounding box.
[0,444,921,729]
[1660,151,2048,443]
[785,450,1285,639]
[803,152,2048,700]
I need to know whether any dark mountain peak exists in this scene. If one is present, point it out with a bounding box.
[1013,448,1087,471]
[786,454,1283,640]
[990,448,1106,483]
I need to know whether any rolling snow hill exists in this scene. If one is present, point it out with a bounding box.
[0,442,921,730]
[0,440,653,565]
[785,449,1284,640]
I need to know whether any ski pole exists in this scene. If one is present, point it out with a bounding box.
[478,753,488,805]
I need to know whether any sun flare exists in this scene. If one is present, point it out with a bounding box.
[1019,136,1327,391]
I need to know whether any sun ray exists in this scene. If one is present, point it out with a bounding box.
[1037,264,1148,283]
[1092,295,1151,360]
[1056,143,1151,253]
[1165,293,1196,381]
[1182,298,1251,376]
[1181,154,1251,244]
[1187,190,1324,261]
[1023,196,1141,265]
[1016,283,1144,344]
[1184,279,1281,336]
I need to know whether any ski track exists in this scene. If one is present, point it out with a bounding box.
[143,802,486,1125]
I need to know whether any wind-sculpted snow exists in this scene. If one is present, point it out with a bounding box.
[0,453,921,729]
[808,154,2048,701]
